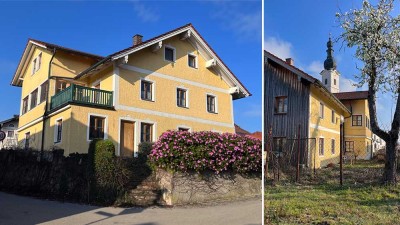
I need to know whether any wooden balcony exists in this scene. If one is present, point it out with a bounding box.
[50,84,113,110]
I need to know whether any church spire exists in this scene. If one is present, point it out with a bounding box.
[324,35,337,70]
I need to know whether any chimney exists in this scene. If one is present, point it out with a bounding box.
[286,58,294,65]
[133,34,143,46]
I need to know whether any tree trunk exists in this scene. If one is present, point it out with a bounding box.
[383,139,398,184]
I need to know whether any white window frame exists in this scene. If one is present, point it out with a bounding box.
[320,103,324,119]
[140,78,156,102]
[176,86,189,108]
[87,113,108,142]
[206,93,218,114]
[140,120,156,143]
[187,52,198,69]
[164,45,176,62]
[319,137,325,156]
[31,52,42,75]
[54,117,63,144]
[331,139,335,155]
[177,125,192,132]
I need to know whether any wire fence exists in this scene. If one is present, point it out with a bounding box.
[265,126,397,185]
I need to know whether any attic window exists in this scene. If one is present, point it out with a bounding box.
[32,53,42,75]
[165,46,175,62]
[188,54,197,68]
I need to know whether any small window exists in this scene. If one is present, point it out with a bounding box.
[352,115,362,126]
[8,124,14,127]
[141,80,153,101]
[32,58,37,74]
[89,116,105,140]
[331,110,335,123]
[320,103,324,118]
[345,141,354,152]
[366,116,370,129]
[273,137,286,153]
[177,88,187,108]
[188,54,197,68]
[178,127,190,132]
[7,131,14,138]
[141,123,153,142]
[25,132,30,150]
[22,96,28,114]
[274,96,287,114]
[55,80,70,94]
[55,119,62,143]
[31,53,41,75]
[319,138,324,156]
[165,46,175,62]
[331,139,335,154]
[325,79,328,85]
[30,89,38,110]
[207,95,216,113]
[40,81,49,104]
[334,79,336,85]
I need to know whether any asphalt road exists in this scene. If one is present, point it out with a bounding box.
[0,192,261,225]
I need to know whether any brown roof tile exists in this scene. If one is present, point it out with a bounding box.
[333,91,369,100]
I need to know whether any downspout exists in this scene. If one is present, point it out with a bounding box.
[40,48,56,157]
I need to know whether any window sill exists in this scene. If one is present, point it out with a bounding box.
[207,111,218,114]
[141,98,155,103]
[177,105,189,109]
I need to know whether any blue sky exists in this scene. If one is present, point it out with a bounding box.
[0,1,261,132]
[265,0,396,130]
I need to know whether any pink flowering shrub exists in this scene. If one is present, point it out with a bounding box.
[149,131,261,174]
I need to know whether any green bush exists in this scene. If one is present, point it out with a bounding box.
[138,142,154,157]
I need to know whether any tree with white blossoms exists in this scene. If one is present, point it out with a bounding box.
[337,0,400,184]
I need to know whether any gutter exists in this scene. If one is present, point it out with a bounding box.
[40,48,56,154]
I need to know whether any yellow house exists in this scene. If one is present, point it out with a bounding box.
[11,24,251,156]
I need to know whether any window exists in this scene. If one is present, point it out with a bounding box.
[319,138,324,156]
[207,95,216,113]
[141,123,153,142]
[352,115,362,126]
[141,80,153,101]
[55,119,62,143]
[334,79,337,85]
[89,116,105,140]
[331,110,335,123]
[8,124,14,127]
[325,79,328,85]
[320,103,324,118]
[40,81,49,103]
[31,53,41,74]
[273,137,286,153]
[188,54,197,68]
[345,141,354,152]
[22,96,28,114]
[331,139,335,154]
[177,88,187,108]
[165,46,175,62]
[55,80,70,94]
[366,116,370,129]
[178,127,190,132]
[25,132,30,150]
[30,89,38,110]
[274,96,287,114]
[7,131,14,138]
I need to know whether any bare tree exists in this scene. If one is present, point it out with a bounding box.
[337,0,400,184]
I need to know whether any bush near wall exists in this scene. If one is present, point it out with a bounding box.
[149,131,262,174]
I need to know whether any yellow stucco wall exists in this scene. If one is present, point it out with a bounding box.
[309,86,345,168]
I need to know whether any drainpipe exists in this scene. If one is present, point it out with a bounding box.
[40,48,56,158]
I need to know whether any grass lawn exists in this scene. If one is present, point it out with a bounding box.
[265,161,400,224]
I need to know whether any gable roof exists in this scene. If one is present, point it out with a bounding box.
[265,50,351,115]
[75,23,251,99]
[0,115,19,126]
[334,91,369,100]
[235,124,251,136]
[11,39,104,87]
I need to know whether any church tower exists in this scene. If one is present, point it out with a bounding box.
[320,36,340,93]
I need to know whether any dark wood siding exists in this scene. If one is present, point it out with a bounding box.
[264,58,310,139]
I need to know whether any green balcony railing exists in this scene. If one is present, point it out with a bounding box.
[50,84,113,110]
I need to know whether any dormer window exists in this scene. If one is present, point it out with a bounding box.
[165,46,175,62]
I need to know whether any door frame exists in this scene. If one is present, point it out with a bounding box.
[118,117,138,157]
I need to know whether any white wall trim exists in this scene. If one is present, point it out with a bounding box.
[309,123,340,135]
[115,104,233,128]
[345,135,373,141]
[119,64,230,94]
[87,113,108,142]
[112,62,120,106]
